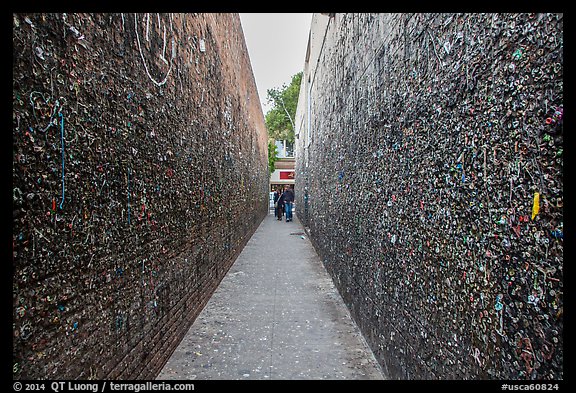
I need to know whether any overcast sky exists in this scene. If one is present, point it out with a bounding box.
[239,13,312,115]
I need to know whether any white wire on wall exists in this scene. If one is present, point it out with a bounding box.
[134,13,174,87]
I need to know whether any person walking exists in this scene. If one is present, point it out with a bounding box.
[273,187,281,220]
[276,187,285,221]
[283,185,295,222]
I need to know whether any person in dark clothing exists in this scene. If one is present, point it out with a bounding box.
[276,188,285,220]
[273,187,281,219]
[283,186,295,222]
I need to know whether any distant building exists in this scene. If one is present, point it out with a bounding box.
[269,139,295,191]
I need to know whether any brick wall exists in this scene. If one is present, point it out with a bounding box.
[295,13,563,380]
[12,13,269,379]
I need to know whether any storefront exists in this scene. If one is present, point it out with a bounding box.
[270,157,295,191]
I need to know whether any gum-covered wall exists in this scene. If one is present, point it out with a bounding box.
[295,13,563,380]
[13,13,269,379]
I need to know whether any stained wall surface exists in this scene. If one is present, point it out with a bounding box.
[295,13,563,380]
[12,13,269,379]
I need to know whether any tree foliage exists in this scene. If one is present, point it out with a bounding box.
[268,141,278,174]
[265,72,302,144]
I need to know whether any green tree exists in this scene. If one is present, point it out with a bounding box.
[268,141,278,175]
[265,71,302,144]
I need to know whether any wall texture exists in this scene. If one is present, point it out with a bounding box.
[12,13,269,379]
[295,13,563,380]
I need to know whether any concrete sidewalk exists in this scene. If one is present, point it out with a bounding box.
[156,210,386,380]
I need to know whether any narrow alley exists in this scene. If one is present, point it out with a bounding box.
[157,211,384,380]
[12,12,563,383]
